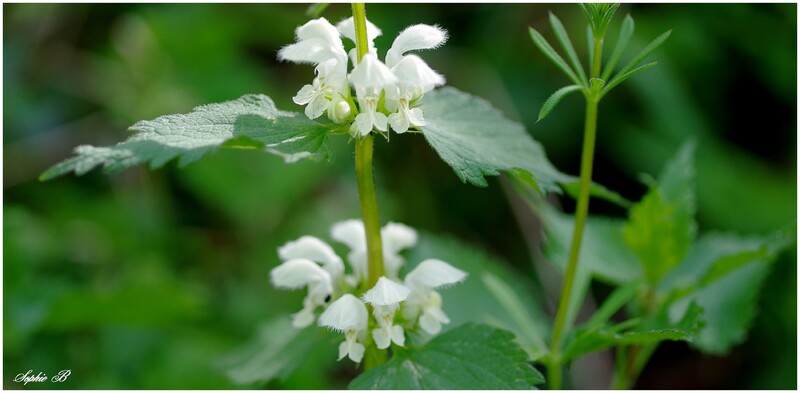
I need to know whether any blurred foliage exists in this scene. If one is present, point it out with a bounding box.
[3,3,796,389]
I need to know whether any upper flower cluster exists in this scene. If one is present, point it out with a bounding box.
[278,17,447,136]
[270,220,467,363]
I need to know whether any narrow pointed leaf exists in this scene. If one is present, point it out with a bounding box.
[538,85,583,122]
[549,13,587,84]
[601,61,658,98]
[601,14,635,80]
[40,94,333,180]
[614,30,671,80]
[528,27,582,86]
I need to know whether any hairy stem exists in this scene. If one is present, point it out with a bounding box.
[548,32,604,392]
[352,3,385,371]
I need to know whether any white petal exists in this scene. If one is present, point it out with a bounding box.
[348,341,365,363]
[336,17,383,45]
[372,111,388,132]
[382,222,418,254]
[392,54,445,92]
[408,107,426,127]
[338,341,348,360]
[279,236,344,277]
[404,259,467,289]
[354,112,374,136]
[331,219,366,251]
[383,253,406,279]
[347,249,368,282]
[292,84,317,105]
[305,93,330,120]
[270,258,331,289]
[386,24,448,67]
[292,307,315,328]
[278,38,338,64]
[349,53,398,91]
[391,325,406,346]
[388,112,408,134]
[383,83,400,112]
[296,17,342,46]
[419,312,442,335]
[372,327,391,350]
[318,294,368,333]
[363,276,411,306]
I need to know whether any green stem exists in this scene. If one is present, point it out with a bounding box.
[547,31,604,392]
[351,3,369,61]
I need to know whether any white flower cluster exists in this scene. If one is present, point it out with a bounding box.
[270,220,467,363]
[278,17,447,136]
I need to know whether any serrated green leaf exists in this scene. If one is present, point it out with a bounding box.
[549,12,587,84]
[563,302,703,360]
[407,233,550,361]
[421,87,624,205]
[613,29,671,82]
[349,323,544,389]
[219,316,320,386]
[40,94,332,180]
[601,14,635,81]
[662,229,794,354]
[623,142,697,285]
[538,85,583,122]
[528,27,582,86]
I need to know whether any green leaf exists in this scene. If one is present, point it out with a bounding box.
[583,282,639,329]
[528,27,582,86]
[549,12,587,84]
[563,302,703,360]
[601,61,658,98]
[305,3,329,18]
[537,85,583,122]
[662,229,794,354]
[601,14,635,81]
[421,87,571,193]
[613,29,671,83]
[219,316,321,386]
[623,142,697,285]
[407,232,550,360]
[40,94,332,180]
[349,323,545,389]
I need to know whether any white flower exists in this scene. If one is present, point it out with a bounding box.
[319,294,369,363]
[336,17,383,65]
[403,259,467,335]
[270,258,334,328]
[331,219,418,282]
[348,53,397,136]
[385,24,448,68]
[279,18,349,120]
[363,277,411,349]
[278,235,344,285]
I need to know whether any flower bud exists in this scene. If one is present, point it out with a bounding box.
[328,95,352,124]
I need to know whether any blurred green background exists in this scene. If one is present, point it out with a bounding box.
[4,3,796,389]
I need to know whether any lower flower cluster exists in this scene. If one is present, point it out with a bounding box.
[270,220,467,363]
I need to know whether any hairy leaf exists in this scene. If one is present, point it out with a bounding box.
[40,94,332,180]
[421,87,623,204]
[407,233,550,360]
[349,323,544,389]
[538,85,584,122]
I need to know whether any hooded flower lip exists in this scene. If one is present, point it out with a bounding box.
[319,294,369,363]
[331,219,418,281]
[403,259,467,335]
[363,277,410,349]
[278,235,344,280]
[336,17,383,64]
[270,258,334,328]
[385,24,448,68]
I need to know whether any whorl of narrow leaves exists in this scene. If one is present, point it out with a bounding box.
[349,323,545,389]
[40,94,333,180]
